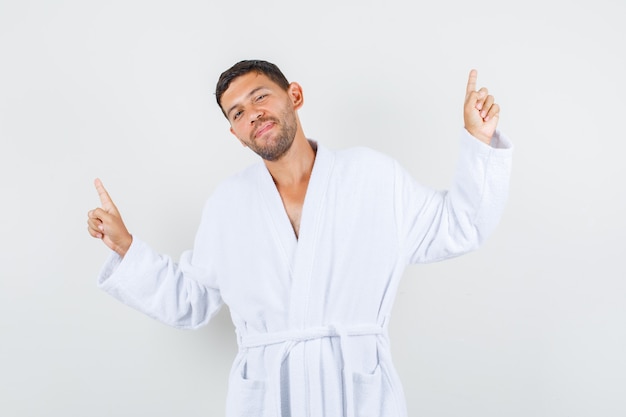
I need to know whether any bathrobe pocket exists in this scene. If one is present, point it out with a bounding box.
[353,364,383,417]
[226,359,267,417]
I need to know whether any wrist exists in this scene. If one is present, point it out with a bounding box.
[116,234,133,258]
[465,127,492,146]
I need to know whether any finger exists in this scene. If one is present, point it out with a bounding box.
[480,95,495,119]
[475,87,489,110]
[466,69,478,94]
[89,207,109,222]
[87,223,103,239]
[89,208,116,237]
[484,103,500,122]
[94,178,115,210]
[87,215,104,231]
[88,228,103,239]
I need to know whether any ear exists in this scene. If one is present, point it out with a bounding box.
[287,82,304,110]
[230,127,248,147]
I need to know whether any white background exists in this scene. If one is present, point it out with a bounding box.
[1,0,625,416]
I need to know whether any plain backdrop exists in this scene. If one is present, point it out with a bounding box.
[1,0,625,416]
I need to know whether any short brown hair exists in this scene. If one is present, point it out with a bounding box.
[215,60,290,117]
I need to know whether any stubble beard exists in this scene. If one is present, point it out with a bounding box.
[248,109,297,162]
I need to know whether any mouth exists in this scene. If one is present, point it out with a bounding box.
[254,121,275,139]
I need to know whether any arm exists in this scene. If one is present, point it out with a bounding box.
[87,180,223,329]
[397,70,513,264]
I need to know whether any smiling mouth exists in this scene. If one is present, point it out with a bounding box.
[254,121,275,139]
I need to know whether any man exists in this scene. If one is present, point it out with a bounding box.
[87,60,512,417]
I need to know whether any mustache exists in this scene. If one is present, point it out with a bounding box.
[251,117,279,139]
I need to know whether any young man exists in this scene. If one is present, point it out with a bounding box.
[87,60,513,417]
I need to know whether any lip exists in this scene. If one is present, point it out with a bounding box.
[254,121,275,139]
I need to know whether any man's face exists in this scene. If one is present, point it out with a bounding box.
[221,72,300,162]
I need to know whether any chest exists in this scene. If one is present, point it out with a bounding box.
[276,182,308,238]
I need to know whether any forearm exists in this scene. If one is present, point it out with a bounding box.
[400,129,513,263]
[448,129,513,243]
[97,238,223,329]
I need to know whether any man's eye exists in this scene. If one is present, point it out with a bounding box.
[233,110,243,120]
[256,94,267,102]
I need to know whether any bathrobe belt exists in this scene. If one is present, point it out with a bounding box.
[240,324,385,417]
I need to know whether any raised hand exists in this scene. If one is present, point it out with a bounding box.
[87,178,132,257]
[464,69,500,145]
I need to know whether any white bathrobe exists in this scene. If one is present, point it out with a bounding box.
[98,129,513,417]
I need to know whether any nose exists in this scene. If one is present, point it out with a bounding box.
[249,108,263,124]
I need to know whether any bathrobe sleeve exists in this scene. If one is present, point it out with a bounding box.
[396,128,513,264]
[97,201,224,330]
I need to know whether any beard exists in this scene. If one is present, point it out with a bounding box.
[247,109,297,162]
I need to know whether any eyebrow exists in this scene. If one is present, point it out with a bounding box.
[226,86,267,119]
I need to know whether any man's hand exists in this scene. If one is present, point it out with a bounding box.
[87,178,132,257]
[464,69,500,145]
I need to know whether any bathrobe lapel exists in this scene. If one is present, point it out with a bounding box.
[256,163,298,276]
[256,143,335,329]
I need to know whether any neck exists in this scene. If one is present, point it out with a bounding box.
[264,130,316,187]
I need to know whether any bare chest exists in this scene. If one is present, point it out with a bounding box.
[277,186,307,239]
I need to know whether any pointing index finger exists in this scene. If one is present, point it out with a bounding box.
[466,69,478,94]
[94,178,114,208]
